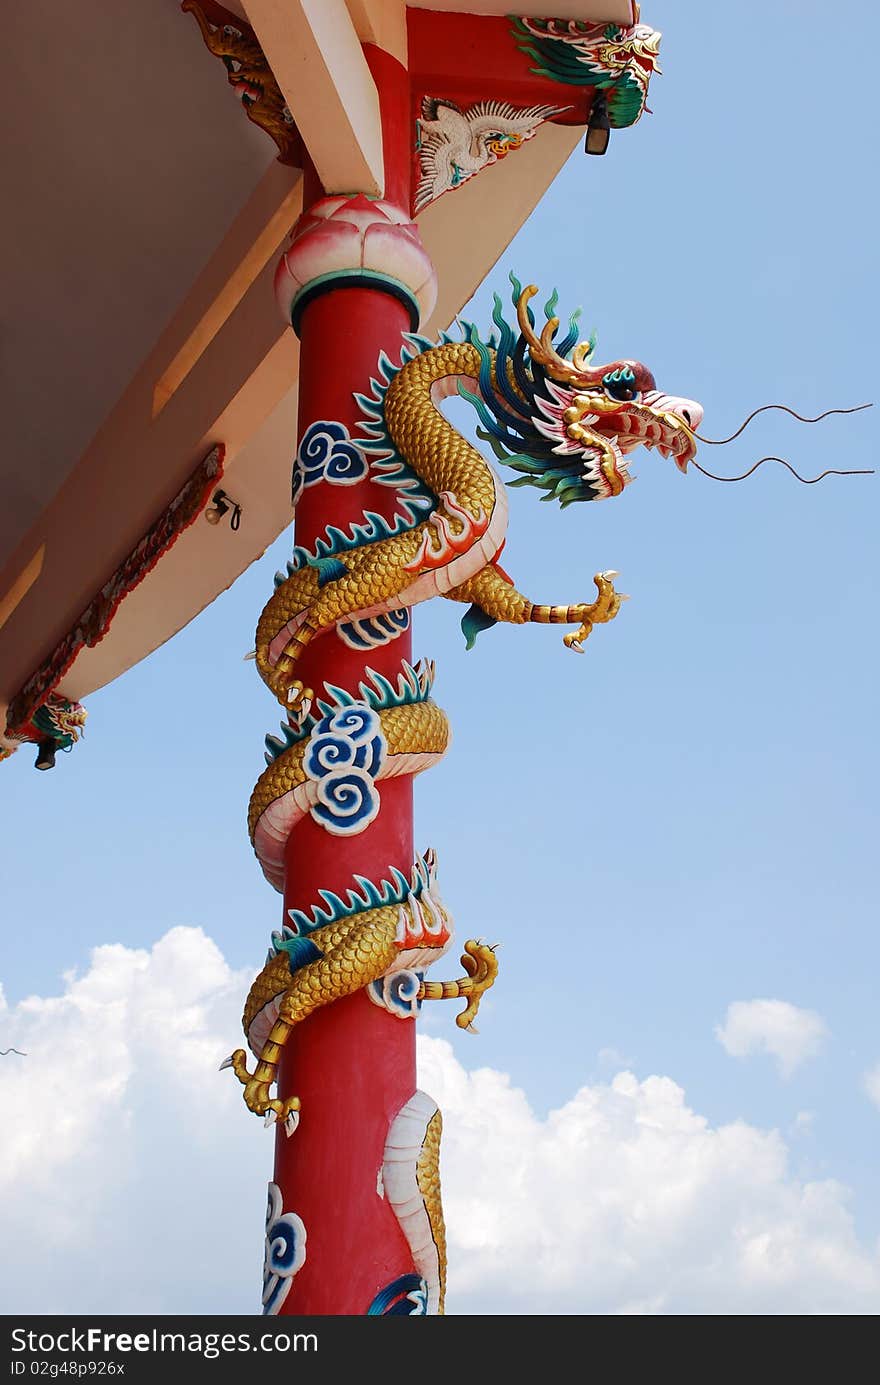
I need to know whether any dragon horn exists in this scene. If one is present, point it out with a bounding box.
[515,285,603,386]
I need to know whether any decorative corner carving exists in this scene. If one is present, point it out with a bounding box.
[510,11,662,128]
[0,693,87,770]
[182,0,302,166]
[414,96,567,213]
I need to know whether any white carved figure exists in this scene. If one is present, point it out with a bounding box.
[415,97,566,212]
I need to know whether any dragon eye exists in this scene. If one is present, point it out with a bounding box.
[602,367,639,403]
[605,379,637,402]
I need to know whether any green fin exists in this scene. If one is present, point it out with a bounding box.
[461,603,498,651]
[307,555,348,587]
[277,936,324,974]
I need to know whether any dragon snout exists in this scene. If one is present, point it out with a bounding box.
[677,399,703,431]
[641,391,703,471]
[669,398,703,471]
[648,393,703,433]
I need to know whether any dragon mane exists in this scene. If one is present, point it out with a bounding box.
[458,274,613,508]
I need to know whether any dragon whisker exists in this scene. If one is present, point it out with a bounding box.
[693,401,872,446]
[691,457,874,485]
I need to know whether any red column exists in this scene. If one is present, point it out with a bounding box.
[274,288,418,1316]
[268,50,436,1316]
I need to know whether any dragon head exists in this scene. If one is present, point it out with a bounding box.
[44,695,88,744]
[511,7,662,129]
[1,693,86,771]
[594,20,662,81]
[464,279,702,507]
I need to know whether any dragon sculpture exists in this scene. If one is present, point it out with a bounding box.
[227,278,702,1133]
[511,11,662,129]
[0,693,86,770]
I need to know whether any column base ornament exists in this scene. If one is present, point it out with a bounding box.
[274,195,438,333]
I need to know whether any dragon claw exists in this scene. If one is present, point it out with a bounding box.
[251,1089,301,1128]
[218,1054,235,1071]
[222,1047,301,1128]
[563,571,625,652]
[455,939,500,1031]
[285,680,313,727]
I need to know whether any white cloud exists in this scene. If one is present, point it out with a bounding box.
[424,1040,878,1314]
[864,1064,880,1111]
[1,932,877,1315]
[715,999,828,1078]
[0,928,267,1313]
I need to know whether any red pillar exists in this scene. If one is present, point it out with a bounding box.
[275,287,419,1316]
[265,50,439,1316]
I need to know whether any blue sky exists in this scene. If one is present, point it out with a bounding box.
[1,0,877,1313]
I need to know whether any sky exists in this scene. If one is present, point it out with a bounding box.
[1,0,877,1315]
